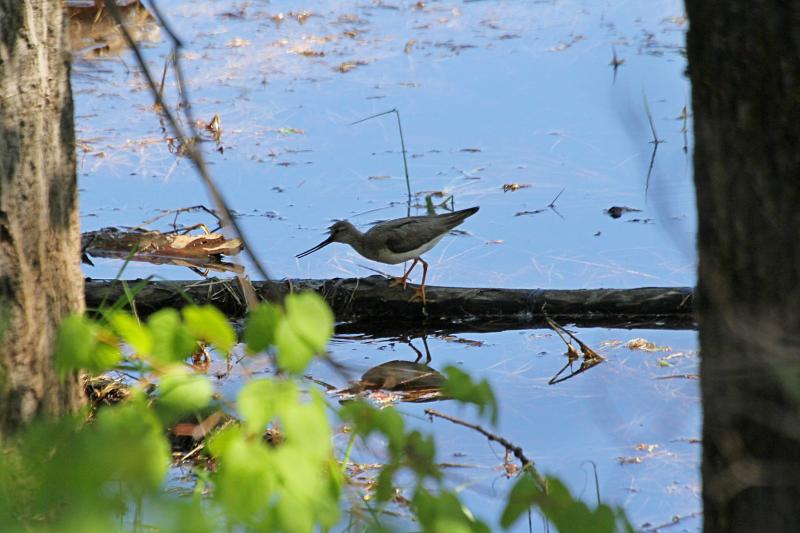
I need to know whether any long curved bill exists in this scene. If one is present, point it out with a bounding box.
[296,235,334,258]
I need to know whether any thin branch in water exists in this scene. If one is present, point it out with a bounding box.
[104,0,276,305]
[580,460,601,506]
[424,408,545,488]
[351,108,412,216]
[642,90,664,145]
[547,187,565,219]
[645,141,659,201]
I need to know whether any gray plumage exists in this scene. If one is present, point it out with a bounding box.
[296,206,479,304]
[296,206,479,264]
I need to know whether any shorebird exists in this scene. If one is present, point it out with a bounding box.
[296,206,479,304]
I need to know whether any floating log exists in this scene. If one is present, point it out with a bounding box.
[81,227,244,274]
[85,275,695,332]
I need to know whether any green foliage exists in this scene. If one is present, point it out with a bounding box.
[148,308,198,363]
[501,474,632,533]
[155,367,214,423]
[183,305,236,353]
[244,301,281,352]
[276,292,334,374]
[55,314,121,379]
[6,295,630,531]
[414,487,491,533]
[245,293,333,375]
[443,365,499,424]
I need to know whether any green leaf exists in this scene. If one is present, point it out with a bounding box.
[91,396,170,494]
[148,308,197,363]
[211,429,275,523]
[500,472,540,528]
[274,318,315,374]
[443,366,498,424]
[237,379,298,436]
[156,368,213,422]
[284,291,333,353]
[183,305,236,353]
[272,292,334,374]
[501,475,628,533]
[244,302,282,353]
[207,424,242,458]
[108,311,152,355]
[405,430,439,479]
[55,314,121,378]
[414,487,490,533]
[339,401,406,456]
[281,390,331,460]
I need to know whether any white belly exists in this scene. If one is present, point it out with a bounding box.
[371,235,444,264]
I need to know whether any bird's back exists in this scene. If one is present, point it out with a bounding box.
[367,206,479,256]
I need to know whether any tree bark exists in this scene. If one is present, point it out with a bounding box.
[0,1,84,433]
[686,2,800,531]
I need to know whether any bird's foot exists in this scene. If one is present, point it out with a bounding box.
[408,286,427,305]
[389,276,410,290]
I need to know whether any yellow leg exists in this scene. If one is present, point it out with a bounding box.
[389,258,419,290]
[409,258,429,305]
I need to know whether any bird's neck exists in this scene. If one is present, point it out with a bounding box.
[346,229,368,255]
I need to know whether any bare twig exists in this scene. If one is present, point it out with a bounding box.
[104,0,275,306]
[424,408,544,488]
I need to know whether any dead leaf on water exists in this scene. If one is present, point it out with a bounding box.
[627,338,670,352]
[502,183,530,192]
[289,10,314,24]
[404,40,417,54]
[336,60,368,73]
[294,48,325,57]
[549,34,585,52]
[204,114,222,143]
[226,38,250,48]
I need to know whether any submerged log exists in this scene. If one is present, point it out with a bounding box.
[85,275,695,332]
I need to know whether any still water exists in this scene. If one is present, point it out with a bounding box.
[74,0,698,529]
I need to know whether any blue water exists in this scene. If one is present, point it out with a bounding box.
[73,0,699,530]
[75,0,693,289]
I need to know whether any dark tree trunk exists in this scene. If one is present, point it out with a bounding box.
[0,1,85,433]
[686,2,800,531]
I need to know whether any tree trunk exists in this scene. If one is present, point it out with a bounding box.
[686,3,800,531]
[0,1,84,433]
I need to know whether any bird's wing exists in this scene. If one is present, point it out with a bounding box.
[380,217,450,254]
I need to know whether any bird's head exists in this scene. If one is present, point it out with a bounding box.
[296,220,358,258]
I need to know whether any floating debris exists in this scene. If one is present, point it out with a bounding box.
[605,206,642,218]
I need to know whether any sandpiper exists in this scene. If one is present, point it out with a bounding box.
[296,206,479,304]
